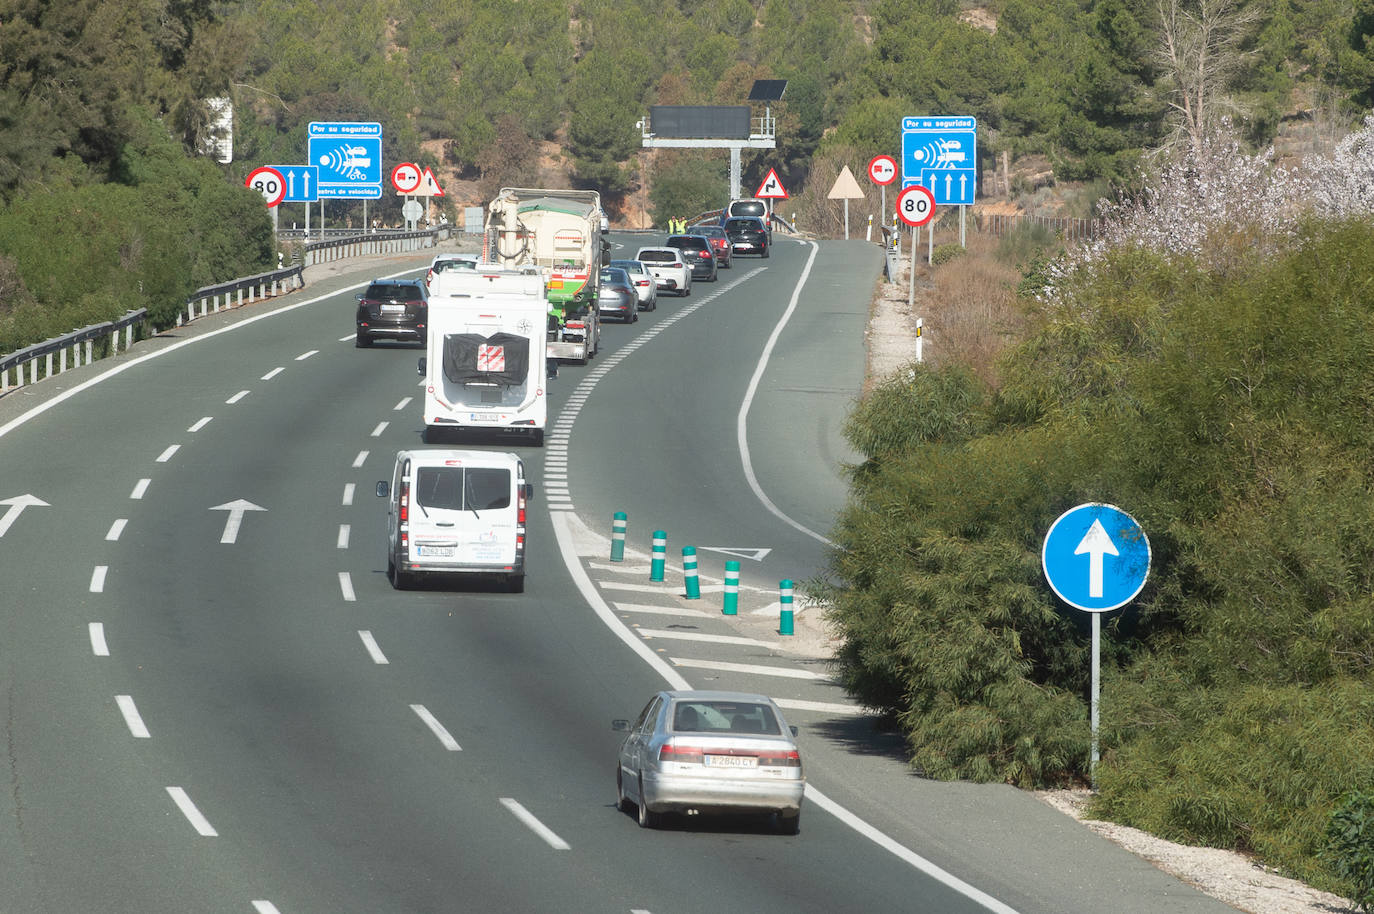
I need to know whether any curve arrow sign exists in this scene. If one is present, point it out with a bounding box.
[0,494,49,538]
[211,499,267,544]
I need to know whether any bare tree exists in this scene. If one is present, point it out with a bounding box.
[1153,0,1263,155]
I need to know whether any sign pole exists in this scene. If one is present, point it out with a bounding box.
[1091,613,1101,788]
[928,219,934,265]
[908,224,917,311]
[881,186,886,228]
[960,205,966,248]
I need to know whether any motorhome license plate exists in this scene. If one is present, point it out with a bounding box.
[705,755,757,768]
[416,545,455,557]
[468,412,498,422]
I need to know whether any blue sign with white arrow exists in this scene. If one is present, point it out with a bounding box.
[307,122,382,198]
[268,165,319,203]
[1041,503,1150,612]
[901,116,977,205]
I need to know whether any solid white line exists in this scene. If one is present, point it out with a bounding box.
[105,519,127,541]
[499,798,570,850]
[252,903,283,914]
[669,657,827,680]
[130,478,151,499]
[410,704,461,751]
[90,566,107,593]
[370,421,388,437]
[394,397,412,411]
[226,390,250,404]
[804,785,1020,913]
[155,445,179,463]
[637,628,769,647]
[339,572,356,602]
[166,787,218,837]
[352,450,369,468]
[359,630,388,664]
[116,695,151,738]
[337,524,350,549]
[295,349,318,360]
[342,483,355,506]
[736,241,834,548]
[89,623,109,656]
[262,367,285,380]
[773,697,865,716]
[188,416,212,432]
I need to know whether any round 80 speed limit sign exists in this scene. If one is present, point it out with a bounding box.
[896,184,936,227]
[245,166,286,207]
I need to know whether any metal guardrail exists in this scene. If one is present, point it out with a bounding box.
[1,226,449,398]
[1,309,147,395]
[880,226,902,282]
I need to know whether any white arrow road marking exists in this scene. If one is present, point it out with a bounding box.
[499,798,569,850]
[166,787,218,836]
[210,499,267,544]
[1075,518,1119,599]
[0,494,49,537]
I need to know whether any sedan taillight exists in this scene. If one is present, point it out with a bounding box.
[757,749,802,768]
[658,743,704,764]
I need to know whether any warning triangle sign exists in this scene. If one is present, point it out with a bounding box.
[418,167,445,197]
[827,165,866,200]
[755,168,788,199]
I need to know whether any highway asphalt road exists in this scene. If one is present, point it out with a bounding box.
[0,233,1234,913]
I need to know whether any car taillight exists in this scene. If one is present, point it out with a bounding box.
[757,749,802,768]
[516,488,526,553]
[658,743,704,764]
[399,480,410,551]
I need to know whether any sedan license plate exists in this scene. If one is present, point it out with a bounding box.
[416,544,454,557]
[705,754,757,768]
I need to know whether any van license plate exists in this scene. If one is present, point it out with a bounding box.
[416,545,455,557]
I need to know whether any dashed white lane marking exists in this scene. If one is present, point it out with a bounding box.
[252,902,283,914]
[166,787,218,836]
[352,450,369,468]
[295,350,318,361]
[394,397,412,411]
[342,483,355,506]
[155,445,179,463]
[105,519,127,541]
[226,390,250,404]
[89,623,109,656]
[116,695,151,738]
[359,630,388,664]
[188,416,212,432]
[370,421,388,437]
[636,628,770,647]
[262,367,285,380]
[90,566,108,593]
[499,798,570,850]
[339,572,356,602]
[669,657,828,681]
[410,704,461,751]
[337,525,350,549]
[130,478,151,499]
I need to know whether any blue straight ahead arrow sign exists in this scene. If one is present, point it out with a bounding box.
[1041,503,1150,612]
[271,165,319,203]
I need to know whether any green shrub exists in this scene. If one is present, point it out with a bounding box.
[931,243,966,265]
[1326,791,1374,911]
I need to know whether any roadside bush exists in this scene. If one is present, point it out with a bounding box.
[1325,790,1374,911]
[930,243,965,265]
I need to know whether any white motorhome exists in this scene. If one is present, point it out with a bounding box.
[376,449,532,592]
[421,267,549,445]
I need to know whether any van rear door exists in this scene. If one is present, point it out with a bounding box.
[408,461,518,568]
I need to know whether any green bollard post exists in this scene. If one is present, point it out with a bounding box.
[722,561,740,615]
[683,547,700,599]
[779,579,794,636]
[650,530,667,582]
[610,511,627,562]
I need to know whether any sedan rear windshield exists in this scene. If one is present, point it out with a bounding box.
[638,251,676,263]
[414,466,511,511]
[672,700,782,735]
[730,201,767,217]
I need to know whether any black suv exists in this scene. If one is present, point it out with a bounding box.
[665,234,718,282]
[723,217,770,258]
[355,279,428,347]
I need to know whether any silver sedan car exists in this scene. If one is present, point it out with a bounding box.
[613,690,804,833]
[607,259,657,311]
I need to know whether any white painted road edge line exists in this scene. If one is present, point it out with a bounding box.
[410,704,461,751]
[166,787,218,837]
[116,695,151,738]
[499,798,570,850]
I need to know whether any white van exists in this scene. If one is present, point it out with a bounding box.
[376,449,532,592]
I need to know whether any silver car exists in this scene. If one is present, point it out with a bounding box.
[607,259,657,311]
[613,690,804,833]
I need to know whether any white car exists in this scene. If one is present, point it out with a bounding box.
[425,252,479,289]
[635,247,691,297]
